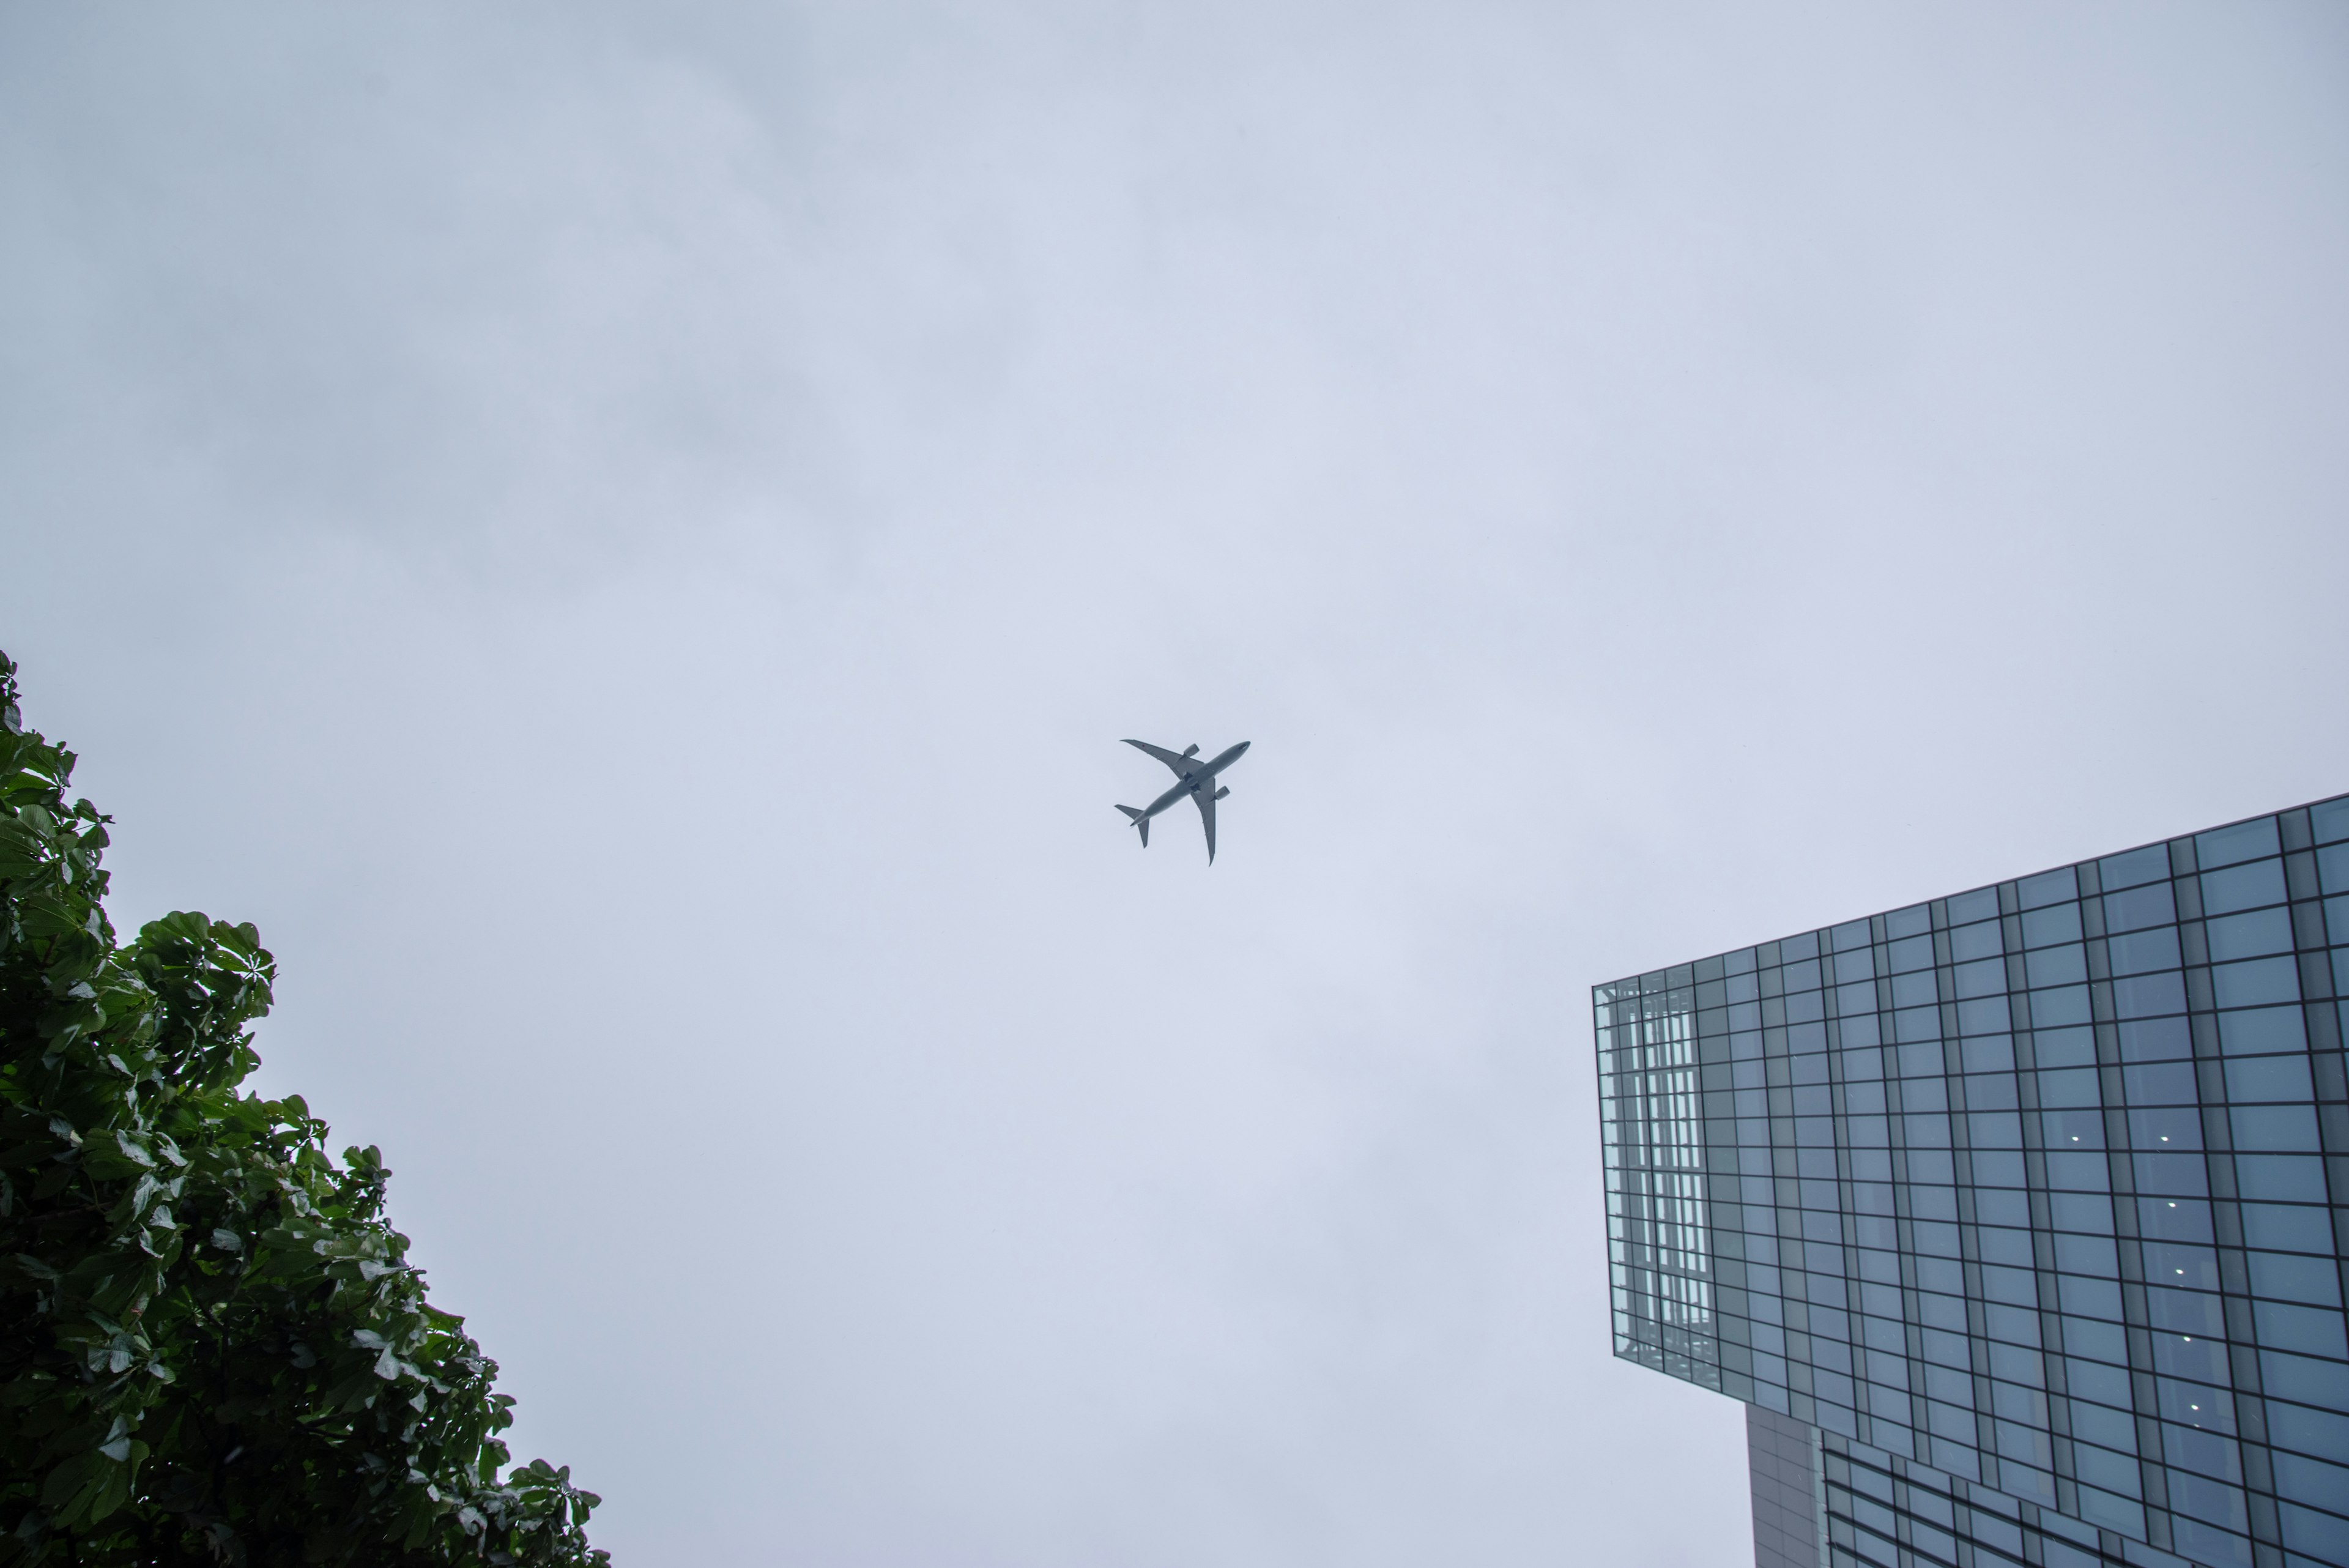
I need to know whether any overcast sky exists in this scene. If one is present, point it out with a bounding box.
[5,4,2347,1564]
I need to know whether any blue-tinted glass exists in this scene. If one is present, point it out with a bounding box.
[2036,1027,2096,1068]
[2276,1476,2349,1562]
[1904,1113,1950,1148]
[1978,1227,2032,1269]
[2021,869,2077,908]
[2264,1351,2349,1413]
[1887,904,1932,938]
[2199,817,2282,869]
[2243,1203,2333,1253]
[2026,946,2088,988]
[2114,972,2188,1019]
[2269,1399,2349,1464]
[2109,926,2183,975]
[1986,1305,2041,1348]
[2132,1053,2199,1105]
[2314,795,2349,844]
[2153,1331,2230,1384]
[2217,1005,2306,1057]
[2024,904,2083,948]
[1969,1109,2023,1148]
[2251,1251,2343,1307]
[2213,955,2301,1008]
[1958,996,2011,1036]
[1962,1036,2016,1074]
[2133,1151,2209,1198]
[1783,932,1820,962]
[2150,1285,2225,1337]
[2069,1314,2129,1359]
[2207,906,2293,960]
[2171,1515,2252,1568]
[1976,1187,2030,1227]
[2104,881,2177,932]
[2164,1422,2238,1484]
[2066,1357,2128,1407]
[2071,1398,2137,1449]
[2232,1104,2321,1152]
[1950,921,2002,962]
[1901,1050,1948,1088]
[2057,1233,2119,1276]
[2119,1016,2191,1061]
[2140,1198,2214,1243]
[2237,1154,2329,1203]
[1954,957,2005,998]
[2052,1192,2115,1233]
[2032,986,2092,1028]
[2037,1067,2101,1107]
[2320,842,2349,894]
[2254,1299,2349,1359]
[1949,888,2000,924]
[2158,1374,2232,1427]
[2145,1241,2221,1289]
[2203,859,2288,915]
[2102,843,2172,890]
[1918,1255,1964,1295]
[1888,1011,1945,1048]
[1888,933,1932,972]
[2128,1106,2201,1150]
[2043,1107,2106,1148]
[2225,1052,2313,1102]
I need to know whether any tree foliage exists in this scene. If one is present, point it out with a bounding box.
[0,652,607,1566]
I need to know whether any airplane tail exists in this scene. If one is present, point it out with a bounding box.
[1115,805,1149,847]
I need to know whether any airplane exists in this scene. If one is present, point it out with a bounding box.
[1115,738,1252,863]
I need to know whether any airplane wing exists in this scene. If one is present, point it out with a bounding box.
[1122,738,1196,776]
[1193,786,1217,863]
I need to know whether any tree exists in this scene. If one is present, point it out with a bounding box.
[0,652,607,1566]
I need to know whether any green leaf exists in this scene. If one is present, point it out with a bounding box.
[0,648,608,1565]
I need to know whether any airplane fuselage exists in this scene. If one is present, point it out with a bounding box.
[1138,741,1249,819]
[1115,738,1251,861]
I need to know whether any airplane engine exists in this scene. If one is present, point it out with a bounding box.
[1214,786,1230,799]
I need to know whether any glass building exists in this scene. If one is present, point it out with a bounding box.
[1596,795,2349,1568]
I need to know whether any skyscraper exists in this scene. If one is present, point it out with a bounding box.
[1596,796,2349,1568]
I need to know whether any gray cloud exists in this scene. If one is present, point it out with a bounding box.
[4,2,2347,1562]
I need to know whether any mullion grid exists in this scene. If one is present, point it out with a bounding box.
[1597,981,1716,1384]
[1823,1437,2206,1568]
[1597,792,2349,1568]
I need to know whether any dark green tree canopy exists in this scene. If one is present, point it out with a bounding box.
[0,652,607,1566]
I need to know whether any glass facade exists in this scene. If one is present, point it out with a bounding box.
[1597,795,2349,1568]
[1752,1402,1828,1568]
